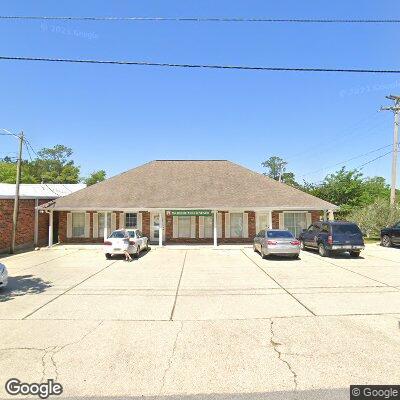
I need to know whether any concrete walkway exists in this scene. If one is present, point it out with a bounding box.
[0,244,399,399]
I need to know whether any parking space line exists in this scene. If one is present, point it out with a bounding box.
[241,250,316,316]
[306,251,400,291]
[21,259,119,320]
[365,252,400,264]
[169,250,188,321]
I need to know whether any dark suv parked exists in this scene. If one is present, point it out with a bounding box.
[381,222,400,247]
[299,221,364,257]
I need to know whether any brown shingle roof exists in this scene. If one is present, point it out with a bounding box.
[43,160,337,210]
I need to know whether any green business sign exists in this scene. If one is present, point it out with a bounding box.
[167,210,212,217]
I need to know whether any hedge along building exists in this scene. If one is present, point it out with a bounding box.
[38,160,338,246]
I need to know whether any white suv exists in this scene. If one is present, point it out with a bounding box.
[104,229,149,260]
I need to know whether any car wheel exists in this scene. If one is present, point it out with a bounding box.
[145,240,149,251]
[318,243,328,257]
[260,246,268,259]
[292,254,300,260]
[253,244,257,252]
[381,235,392,248]
[349,251,360,258]
[300,240,305,250]
[105,253,112,260]
[134,246,140,258]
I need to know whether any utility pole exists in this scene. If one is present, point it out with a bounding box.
[381,95,400,206]
[10,131,24,253]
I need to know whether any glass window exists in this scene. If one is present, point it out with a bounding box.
[257,230,265,237]
[267,230,294,239]
[230,213,243,238]
[72,213,85,238]
[178,216,191,238]
[204,216,214,238]
[258,213,269,230]
[127,230,136,238]
[332,224,361,235]
[109,230,127,238]
[284,212,307,238]
[98,213,111,238]
[125,213,137,228]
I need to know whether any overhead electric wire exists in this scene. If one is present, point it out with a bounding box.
[0,15,399,23]
[0,56,399,74]
[300,143,394,178]
[356,149,396,170]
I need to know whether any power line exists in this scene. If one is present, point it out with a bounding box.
[1,15,400,23]
[1,56,400,74]
[300,144,394,178]
[356,149,394,170]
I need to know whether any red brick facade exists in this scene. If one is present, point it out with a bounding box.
[0,198,50,253]
[55,209,323,245]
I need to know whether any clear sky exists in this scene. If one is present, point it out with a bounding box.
[0,0,399,185]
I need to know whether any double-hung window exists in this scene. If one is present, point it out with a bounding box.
[178,216,191,238]
[125,213,137,229]
[284,212,307,238]
[98,213,112,238]
[72,213,85,238]
[230,213,243,238]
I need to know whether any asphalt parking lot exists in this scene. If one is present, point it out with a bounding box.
[0,244,399,399]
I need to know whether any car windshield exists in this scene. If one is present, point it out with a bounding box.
[127,231,136,238]
[109,231,127,238]
[267,230,294,239]
[332,224,361,235]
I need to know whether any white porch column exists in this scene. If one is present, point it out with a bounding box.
[328,210,334,221]
[269,210,273,229]
[213,210,218,247]
[48,210,53,247]
[158,211,163,247]
[323,210,328,221]
[34,198,39,247]
[104,212,108,239]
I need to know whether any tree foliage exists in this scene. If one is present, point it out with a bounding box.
[0,144,105,185]
[84,170,106,186]
[261,156,298,186]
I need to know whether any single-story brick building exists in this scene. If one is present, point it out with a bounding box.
[0,183,85,253]
[38,160,337,246]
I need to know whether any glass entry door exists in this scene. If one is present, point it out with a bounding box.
[150,213,164,241]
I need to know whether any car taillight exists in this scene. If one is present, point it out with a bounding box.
[129,239,136,244]
[104,241,112,246]
[291,240,300,246]
[267,240,277,245]
[328,235,333,245]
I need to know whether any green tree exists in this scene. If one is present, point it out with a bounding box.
[261,156,298,186]
[348,198,400,237]
[84,170,106,186]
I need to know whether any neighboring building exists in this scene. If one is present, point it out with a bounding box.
[39,160,337,246]
[0,183,85,253]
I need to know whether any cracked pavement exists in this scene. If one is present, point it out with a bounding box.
[0,245,400,399]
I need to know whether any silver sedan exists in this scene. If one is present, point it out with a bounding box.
[253,229,301,259]
[0,263,8,288]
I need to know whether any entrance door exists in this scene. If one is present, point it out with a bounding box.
[150,213,164,242]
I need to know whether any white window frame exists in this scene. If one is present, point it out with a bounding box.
[125,213,137,229]
[178,216,191,238]
[230,213,243,238]
[283,211,308,237]
[98,212,111,238]
[72,212,85,238]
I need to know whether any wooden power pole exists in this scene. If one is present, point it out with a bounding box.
[381,96,400,206]
[10,131,24,254]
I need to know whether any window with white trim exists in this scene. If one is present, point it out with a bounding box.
[178,216,191,238]
[204,216,214,238]
[230,213,243,238]
[98,213,112,238]
[72,213,85,238]
[257,213,269,230]
[125,213,137,228]
[284,212,307,237]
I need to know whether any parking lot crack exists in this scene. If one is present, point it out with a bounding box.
[159,321,184,394]
[270,319,298,392]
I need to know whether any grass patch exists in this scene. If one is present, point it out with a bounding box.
[364,237,380,244]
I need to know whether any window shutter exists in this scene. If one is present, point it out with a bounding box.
[198,216,205,238]
[225,213,231,238]
[190,216,196,238]
[111,212,117,231]
[93,213,98,239]
[306,212,312,227]
[243,212,249,238]
[119,212,125,229]
[279,213,284,229]
[66,212,72,238]
[137,212,142,231]
[217,213,222,238]
[173,216,178,238]
[84,213,90,238]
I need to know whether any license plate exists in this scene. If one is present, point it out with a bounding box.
[113,248,121,251]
